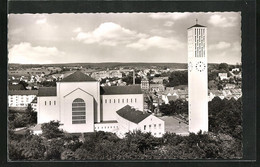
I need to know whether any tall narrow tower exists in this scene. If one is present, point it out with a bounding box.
[187,20,208,133]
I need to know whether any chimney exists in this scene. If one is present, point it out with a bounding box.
[133,70,135,85]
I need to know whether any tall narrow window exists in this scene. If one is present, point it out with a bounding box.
[105,99,107,103]
[72,98,86,124]
[49,101,51,105]
[54,101,56,105]
[122,99,124,103]
[135,98,137,103]
[45,101,46,105]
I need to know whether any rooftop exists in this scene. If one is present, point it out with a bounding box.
[60,71,97,82]
[9,84,26,90]
[9,90,38,95]
[116,105,151,124]
[188,24,206,29]
[38,87,57,96]
[101,85,142,95]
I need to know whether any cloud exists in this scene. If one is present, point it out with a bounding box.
[209,41,231,50]
[149,13,191,20]
[36,17,47,24]
[164,21,174,27]
[73,27,82,33]
[8,42,65,64]
[208,14,237,27]
[73,22,147,46]
[231,41,241,52]
[126,36,184,51]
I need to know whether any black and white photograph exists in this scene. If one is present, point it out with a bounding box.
[7,12,243,160]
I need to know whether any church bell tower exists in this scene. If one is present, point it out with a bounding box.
[187,19,208,133]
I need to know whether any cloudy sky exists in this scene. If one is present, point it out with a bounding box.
[8,12,241,64]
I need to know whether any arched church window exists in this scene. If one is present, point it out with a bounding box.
[72,98,86,124]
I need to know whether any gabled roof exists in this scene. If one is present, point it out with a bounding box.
[116,105,151,124]
[38,87,57,96]
[60,71,97,82]
[101,85,142,95]
[9,90,38,95]
[188,24,206,29]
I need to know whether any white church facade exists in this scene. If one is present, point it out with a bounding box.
[36,71,164,137]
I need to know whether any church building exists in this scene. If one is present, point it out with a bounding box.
[36,71,164,136]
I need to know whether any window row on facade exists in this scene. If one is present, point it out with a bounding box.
[95,125,118,130]
[45,100,56,106]
[143,124,162,131]
[103,98,137,104]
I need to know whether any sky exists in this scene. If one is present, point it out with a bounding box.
[8,12,241,65]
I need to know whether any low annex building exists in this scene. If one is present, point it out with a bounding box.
[116,105,165,138]
[36,71,164,137]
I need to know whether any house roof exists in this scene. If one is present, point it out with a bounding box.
[167,95,178,102]
[9,90,38,95]
[9,84,26,90]
[59,71,97,82]
[38,87,57,96]
[101,85,142,95]
[116,105,151,124]
[188,24,206,29]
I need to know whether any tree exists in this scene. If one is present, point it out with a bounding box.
[41,121,63,139]
[218,63,229,72]
[167,71,188,87]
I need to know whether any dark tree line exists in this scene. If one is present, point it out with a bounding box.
[167,71,188,87]
[9,126,242,160]
[159,99,188,116]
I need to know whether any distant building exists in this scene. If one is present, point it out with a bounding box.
[91,70,122,80]
[116,105,165,138]
[141,78,149,91]
[31,97,38,112]
[208,90,225,101]
[218,73,228,80]
[8,68,51,77]
[224,83,236,90]
[150,84,165,92]
[152,77,168,84]
[231,68,240,72]
[8,90,38,109]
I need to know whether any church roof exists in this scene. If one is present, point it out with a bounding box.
[188,24,206,29]
[116,105,151,124]
[9,90,38,95]
[60,71,97,82]
[38,87,57,96]
[101,85,142,95]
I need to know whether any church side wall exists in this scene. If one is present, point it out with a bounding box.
[101,94,144,121]
[37,96,59,124]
